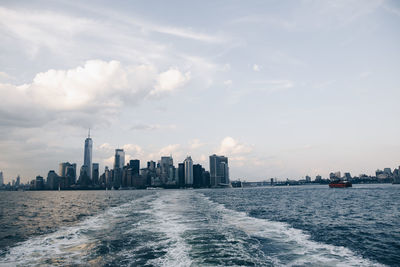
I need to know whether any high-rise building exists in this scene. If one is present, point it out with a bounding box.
[193,164,204,188]
[59,162,76,180]
[178,163,185,186]
[35,176,44,190]
[47,170,59,190]
[0,171,3,186]
[147,161,156,170]
[114,149,125,169]
[184,156,193,185]
[130,159,140,176]
[83,130,93,179]
[160,156,173,183]
[209,154,229,186]
[383,168,392,176]
[15,175,20,187]
[92,163,99,185]
[65,164,77,185]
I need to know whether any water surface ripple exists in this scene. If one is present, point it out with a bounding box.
[0,185,398,266]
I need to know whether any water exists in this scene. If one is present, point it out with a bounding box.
[0,184,399,266]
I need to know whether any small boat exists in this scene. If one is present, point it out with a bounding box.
[329,180,352,188]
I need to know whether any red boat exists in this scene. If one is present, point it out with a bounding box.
[329,181,352,188]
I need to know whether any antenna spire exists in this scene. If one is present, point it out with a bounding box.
[88,128,90,138]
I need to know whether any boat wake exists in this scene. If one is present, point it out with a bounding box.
[0,190,385,266]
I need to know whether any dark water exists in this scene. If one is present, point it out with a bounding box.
[0,185,399,266]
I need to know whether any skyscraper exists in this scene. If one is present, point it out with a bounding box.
[130,159,140,176]
[83,130,93,179]
[160,156,173,183]
[47,170,59,190]
[114,149,125,169]
[59,162,76,178]
[178,163,185,187]
[209,154,229,186]
[92,163,99,185]
[193,164,204,188]
[184,156,193,185]
[0,171,3,186]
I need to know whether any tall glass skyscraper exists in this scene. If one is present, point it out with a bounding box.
[83,130,93,179]
[184,156,193,185]
[114,149,125,169]
[209,154,229,186]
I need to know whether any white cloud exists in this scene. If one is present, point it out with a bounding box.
[223,80,233,86]
[253,64,261,72]
[0,71,13,81]
[217,136,253,156]
[384,5,400,17]
[158,144,181,156]
[131,123,177,131]
[99,143,113,151]
[253,79,294,92]
[0,60,189,128]
[122,144,144,157]
[189,139,205,149]
[150,68,191,96]
[357,71,372,79]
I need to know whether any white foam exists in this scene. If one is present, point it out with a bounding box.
[0,194,154,266]
[197,193,386,267]
[139,191,193,267]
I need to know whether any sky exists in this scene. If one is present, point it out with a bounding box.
[0,0,399,183]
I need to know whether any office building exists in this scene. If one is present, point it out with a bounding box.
[209,154,229,186]
[92,163,99,185]
[35,176,44,190]
[184,156,193,185]
[160,156,173,183]
[193,164,204,188]
[83,130,93,179]
[47,170,59,190]
[383,168,392,176]
[0,171,3,186]
[130,159,140,176]
[114,149,125,169]
[59,162,77,183]
[178,163,185,186]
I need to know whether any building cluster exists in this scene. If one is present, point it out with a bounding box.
[1,132,230,190]
[1,132,399,190]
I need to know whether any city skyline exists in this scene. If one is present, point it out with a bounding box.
[0,130,399,185]
[0,1,399,182]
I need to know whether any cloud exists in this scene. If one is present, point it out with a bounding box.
[158,144,181,157]
[384,5,400,17]
[0,60,189,128]
[0,71,13,81]
[150,68,191,96]
[99,143,113,151]
[252,79,294,92]
[189,139,205,149]
[223,80,233,86]
[253,64,261,72]
[217,136,253,156]
[122,144,144,157]
[69,3,225,43]
[357,71,372,79]
[131,123,177,131]
[0,6,224,61]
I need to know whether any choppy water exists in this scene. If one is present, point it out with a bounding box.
[0,184,399,266]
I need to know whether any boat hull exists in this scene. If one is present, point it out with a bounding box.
[329,182,352,188]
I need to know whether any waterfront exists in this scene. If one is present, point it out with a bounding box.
[0,184,399,266]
